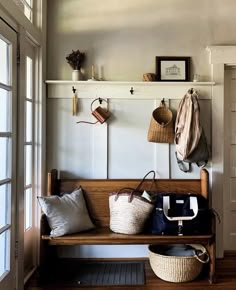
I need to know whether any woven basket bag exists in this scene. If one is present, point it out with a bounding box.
[149,244,209,283]
[109,171,156,235]
[147,101,174,144]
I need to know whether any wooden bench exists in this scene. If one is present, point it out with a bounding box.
[40,168,216,283]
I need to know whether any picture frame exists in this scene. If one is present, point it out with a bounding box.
[156,56,190,81]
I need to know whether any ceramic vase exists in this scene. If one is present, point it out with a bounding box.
[72,70,80,81]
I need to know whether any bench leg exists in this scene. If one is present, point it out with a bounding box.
[39,240,57,283]
[206,241,216,283]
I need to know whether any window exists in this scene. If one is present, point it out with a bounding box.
[0,20,17,289]
[0,0,45,286]
[12,0,33,22]
[0,37,12,280]
[24,56,34,231]
[24,42,39,277]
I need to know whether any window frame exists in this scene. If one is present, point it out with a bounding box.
[0,0,46,287]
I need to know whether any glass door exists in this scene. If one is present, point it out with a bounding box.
[0,19,17,290]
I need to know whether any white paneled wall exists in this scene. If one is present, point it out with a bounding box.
[47,81,213,179]
[46,81,213,257]
[108,99,163,178]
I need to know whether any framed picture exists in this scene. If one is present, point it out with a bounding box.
[156,56,190,81]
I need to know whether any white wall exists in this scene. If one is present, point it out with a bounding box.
[46,0,232,257]
[47,0,236,82]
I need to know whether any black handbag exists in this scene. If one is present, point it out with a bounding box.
[148,193,213,235]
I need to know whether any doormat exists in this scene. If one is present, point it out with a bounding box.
[72,261,145,286]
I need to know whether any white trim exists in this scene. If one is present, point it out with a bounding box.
[46,81,215,100]
[0,17,18,290]
[46,80,215,85]
[0,225,11,235]
[0,132,12,137]
[207,46,236,65]
[23,266,36,284]
[0,0,41,43]
[0,1,46,288]
[16,26,27,290]
[24,184,32,190]
[0,178,11,185]
[207,45,236,257]
[34,0,46,273]
[19,0,33,11]
[24,141,33,145]
[0,83,12,91]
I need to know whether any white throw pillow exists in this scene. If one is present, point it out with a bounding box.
[38,187,95,237]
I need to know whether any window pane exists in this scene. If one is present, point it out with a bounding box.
[0,88,11,132]
[0,38,9,85]
[24,6,32,21]
[25,145,32,186]
[26,57,33,99]
[25,188,32,230]
[0,138,11,180]
[13,0,33,8]
[26,0,32,6]
[12,0,33,21]
[0,184,10,229]
[0,230,10,281]
[26,101,32,142]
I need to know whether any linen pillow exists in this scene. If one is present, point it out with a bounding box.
[38,187,95,237]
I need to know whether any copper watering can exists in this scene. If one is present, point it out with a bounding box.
[77,98,110,125]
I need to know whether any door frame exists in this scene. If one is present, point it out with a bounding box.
[0,18,18,290]
[0,1,47,288]
[207,45,236,256]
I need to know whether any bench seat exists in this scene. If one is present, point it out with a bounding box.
[42,227,214,246]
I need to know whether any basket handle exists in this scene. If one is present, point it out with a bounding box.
[135,170,156,192]
[114,187,140,201]
[194,247,210,264]
[115,170,156,202]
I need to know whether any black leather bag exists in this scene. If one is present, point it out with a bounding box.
[149,193,212,235]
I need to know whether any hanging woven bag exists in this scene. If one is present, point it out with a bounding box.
[147,100,174,144]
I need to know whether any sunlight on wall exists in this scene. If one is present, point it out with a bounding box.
[54,0,209,33]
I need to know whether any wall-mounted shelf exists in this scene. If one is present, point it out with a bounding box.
[46,80,215,100]
[46,80,215,85]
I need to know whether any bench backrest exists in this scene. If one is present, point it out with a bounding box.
[46,169,209,228]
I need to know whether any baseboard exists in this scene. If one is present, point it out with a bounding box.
[224,250,236,257]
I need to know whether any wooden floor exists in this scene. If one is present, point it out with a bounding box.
[25,252,236,290]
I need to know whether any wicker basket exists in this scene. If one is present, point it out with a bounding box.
[109,194,154,234]
[147,104,174,144]
[109,171,155,235]
[148,244,209,283]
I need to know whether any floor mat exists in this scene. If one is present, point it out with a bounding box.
[72,261,145,286]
